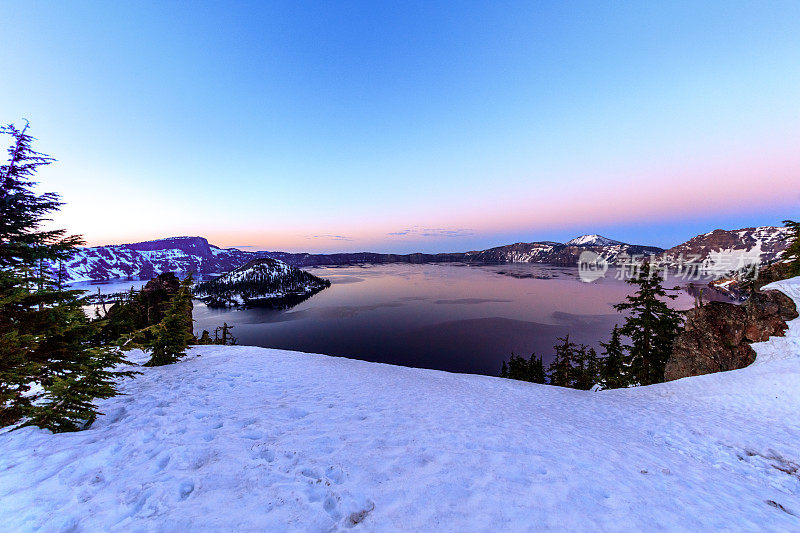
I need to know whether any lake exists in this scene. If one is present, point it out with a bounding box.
[75,263,698,376]
[188,263,696,376]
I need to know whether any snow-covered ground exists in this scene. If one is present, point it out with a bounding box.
[2,282,800,531]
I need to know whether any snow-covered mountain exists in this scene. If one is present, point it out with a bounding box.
[193,257,331,307]
[52,226,791,284]
[49,237,255,283]
[3,278,799,530]
[660,226,791,265]
[49,235,665,283]
[565,234,624,246]
[462,238,664,266]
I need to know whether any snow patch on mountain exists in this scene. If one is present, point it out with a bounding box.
[566,234,625,247]
[48,237,257,284]
[661,226,791,267]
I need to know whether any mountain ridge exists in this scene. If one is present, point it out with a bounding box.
[52,227,791,283]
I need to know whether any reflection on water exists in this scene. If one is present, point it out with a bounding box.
[73,264,699,375]
[188,263,696,376]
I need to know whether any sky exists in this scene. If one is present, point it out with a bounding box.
[1,1,799,253]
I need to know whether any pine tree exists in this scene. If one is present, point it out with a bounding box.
[783,220,800,277]
[24,316,136,432]
[613,262,683,385]
[599,325,628,389]
[0,269,36,426]
[0,122,133,431]
[569,344,588,389]
[145,273,194,366]
[528,354,546,384]
[499,353,545,383]
[583,347,601,390]
[504,353,527,381]
[0,122,81,268]
[548,335,574,387]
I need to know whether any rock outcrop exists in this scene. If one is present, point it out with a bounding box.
[665,287,797,380]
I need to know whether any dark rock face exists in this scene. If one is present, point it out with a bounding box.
[706,261,793,300]
[125,236,214,259]
[665,288,798,380]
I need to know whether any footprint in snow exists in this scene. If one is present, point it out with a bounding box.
[178,480,195,501]
[287,407,309,419]
[325,465,346,484]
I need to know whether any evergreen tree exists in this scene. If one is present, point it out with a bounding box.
[0,269,35,425]
[547,335,574,387]
[499,353,545,384]
[504,353,529,381]
[0,122,132,431]
[574,346,601,390]
[145,273,194,366]
[613,262,683,385]
[783,220,800,277]
[569,344,588,389]
[599,325,628,389]
[24,317,136,432]
[528,354,546,384]
[0,122,81,268]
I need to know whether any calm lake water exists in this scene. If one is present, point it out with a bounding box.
[76,263,697,376]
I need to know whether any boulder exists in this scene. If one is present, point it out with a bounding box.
[665,288,797,380]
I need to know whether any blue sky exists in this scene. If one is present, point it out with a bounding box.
[1,1,798,252]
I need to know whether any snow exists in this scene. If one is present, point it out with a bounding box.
[2,281,800,530]
[751,277,800,366]
[566,234,624,247]
[701,243,764,279]
[218,259,294,285]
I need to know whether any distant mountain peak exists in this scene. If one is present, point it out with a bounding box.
[566,235,624,247]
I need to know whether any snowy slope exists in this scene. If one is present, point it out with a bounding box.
[50,237,255,283]
[660,226,791,266]
[2,282,800,531]
[750,277,800,365]
[566,234,624,246]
